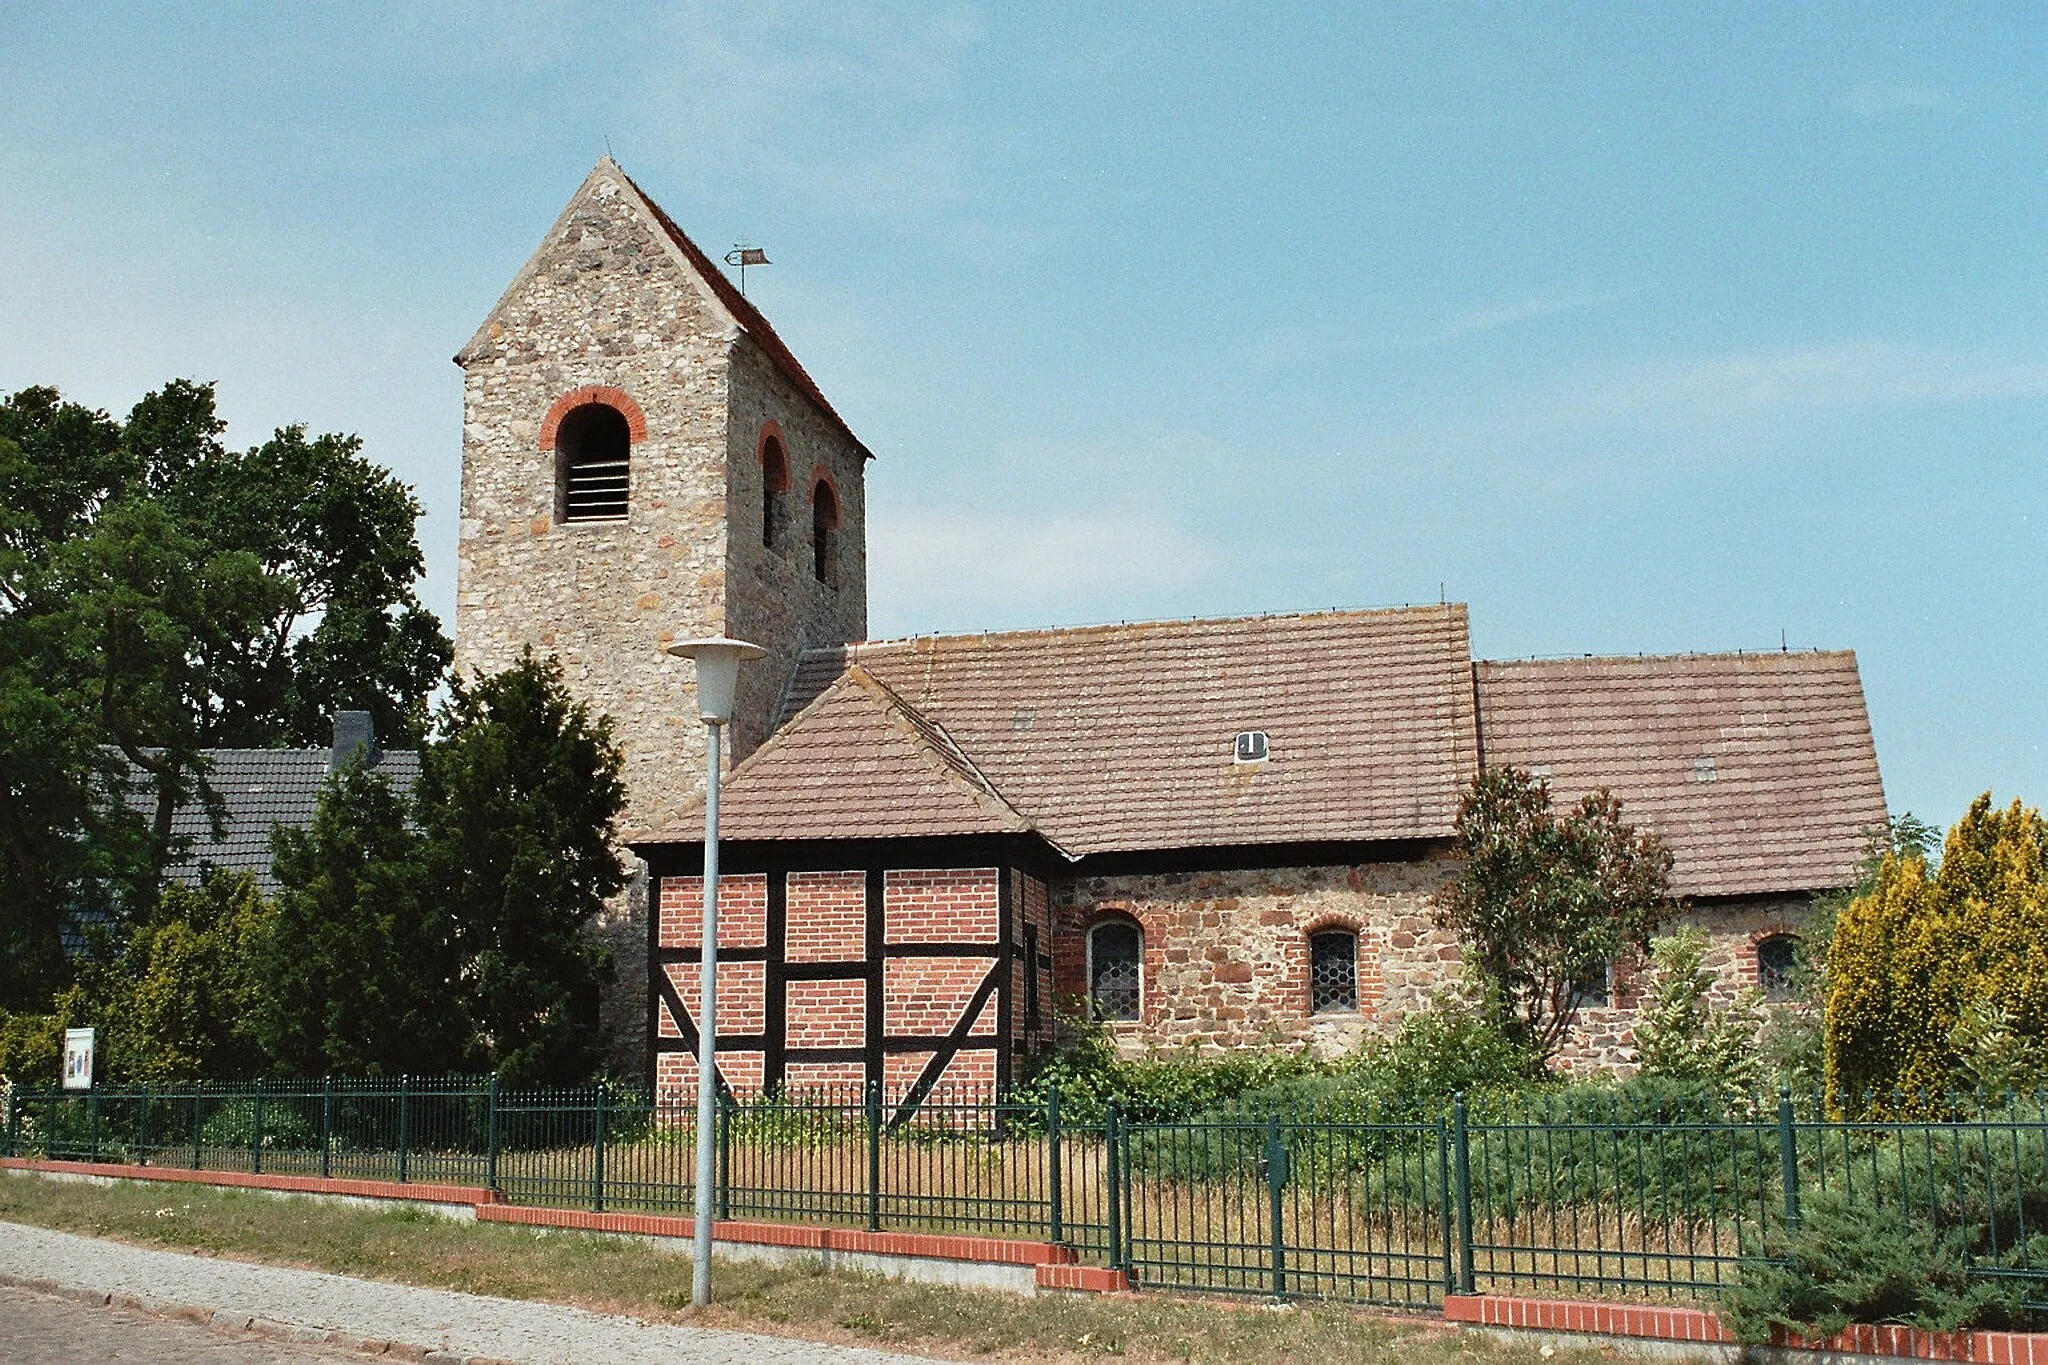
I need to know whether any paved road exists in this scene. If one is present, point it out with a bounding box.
[0,1283,362,1362]
[0,1220,951,1365]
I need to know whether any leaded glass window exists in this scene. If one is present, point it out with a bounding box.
[1088,921,1141,1022]
[1309,930,1357,1014]
[1757,935,1799,1003]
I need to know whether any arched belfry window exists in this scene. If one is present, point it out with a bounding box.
[761,435,789,549]
[1309,929,1358,1014]
[811,479,839,585]
[557,403,631,521]
[1757,935,1799,1003]
[1088,919,1141,1023]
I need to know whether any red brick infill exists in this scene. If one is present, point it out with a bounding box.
[1445,1294,2048,1362]
[0,1157,498,1208]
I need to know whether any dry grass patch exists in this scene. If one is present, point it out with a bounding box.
[0,1172,1613,1363]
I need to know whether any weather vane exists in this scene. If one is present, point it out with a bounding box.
[724,245,770,294]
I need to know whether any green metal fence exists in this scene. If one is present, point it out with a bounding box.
[11,1078,2048,1313]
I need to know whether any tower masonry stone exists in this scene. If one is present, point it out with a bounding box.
[454,158,869,1061]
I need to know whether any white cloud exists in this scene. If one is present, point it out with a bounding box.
[1406,290,1621,349]
[869,507,1218,616]
[1838,81,1950,120]
[1546,342,2048,429]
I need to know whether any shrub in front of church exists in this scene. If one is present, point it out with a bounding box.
[1826,794,2048,1114]
[1436,767,1675,1063]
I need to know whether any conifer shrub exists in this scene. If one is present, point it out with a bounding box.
[1827,796,2048,1113]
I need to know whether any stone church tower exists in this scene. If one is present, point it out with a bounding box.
[453,158,870,1054]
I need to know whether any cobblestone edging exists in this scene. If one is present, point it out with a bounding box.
[0,1221,945,1364]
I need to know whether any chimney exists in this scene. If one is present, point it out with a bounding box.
[330,711,378,771]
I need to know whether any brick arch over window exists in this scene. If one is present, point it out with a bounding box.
[539,385,648,450]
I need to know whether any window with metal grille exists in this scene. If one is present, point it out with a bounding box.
[812,479,838,585]
[557,403,630,521]
[1572,961,1614,1008]
[761,435,788,549]
[1757,934,1799,1003]
[1309,930,1357,1013]
[1088,920,1141,1023]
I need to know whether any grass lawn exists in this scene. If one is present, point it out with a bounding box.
[0,1172,1616,1363]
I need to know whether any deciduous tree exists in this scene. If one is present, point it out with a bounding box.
[1436,767,1674,1062]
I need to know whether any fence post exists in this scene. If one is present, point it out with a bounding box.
[1436,1109,1455,1296]
[397,1076,411,1184]
[321,1077,333,1181]
[1265,1113,1289,1300]
[191,1086,203,1170]
[1778,1087,1801,1230]
[89,1088,101,1162]
[1047,1083,1065,1245]
[137,1087,151,1166]
[865,1080,883,1233]
[1105,1102,1125,1274]
[4,1083,17,1158]
[250,1082,265,1176]
[591,1086,608,1214]
[485,1074,500,1195]
[1452,1091,1475,1296]
[716,1091,732,1222]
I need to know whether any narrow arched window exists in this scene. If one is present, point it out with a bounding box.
[557,403,631,521]
[811,479,838,585]
[1757,935,1799,1003]
[1309,930,1358,1014]
[761,436,788,549]
[1088,920,1141,1023]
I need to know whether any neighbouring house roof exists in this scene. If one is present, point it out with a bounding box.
[1474,652,1888,898]
[121,716,420,896]
[655,605,1484,857]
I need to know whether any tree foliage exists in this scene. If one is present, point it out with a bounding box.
[1632,926,1765,1096]
[258,655,626,1081]
[1826,795,2048,1112]
[417,653,627,1085]
[1436,767,1675,1062]
[0,381,448,1011]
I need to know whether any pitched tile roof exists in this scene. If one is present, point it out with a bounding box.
[702,667,1037,844]
[612,163,871,460]
[664,605,1482,856]
[148,748,420,895]
[1474,652,1887,897]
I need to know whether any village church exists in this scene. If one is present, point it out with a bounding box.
[451,159,1888,1105]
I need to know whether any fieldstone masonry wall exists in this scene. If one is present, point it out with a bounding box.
[1049,859,1818,1070]
[455,160,868,1071]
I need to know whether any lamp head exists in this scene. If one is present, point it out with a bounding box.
[663,636,766,723]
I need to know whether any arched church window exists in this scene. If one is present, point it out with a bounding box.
[557,403,631,521]
[1309,929,1358,1014]
[1757,934,1799,1003]
[812,479,839,585]
[761,434,789,549]
[1088,919,1141,1022]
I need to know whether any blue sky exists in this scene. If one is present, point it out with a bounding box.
[2,4,2042,830]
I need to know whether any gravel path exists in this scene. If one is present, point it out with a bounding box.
[0,1220,953,1365]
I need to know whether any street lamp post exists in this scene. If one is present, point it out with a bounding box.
[663,635,764,1308]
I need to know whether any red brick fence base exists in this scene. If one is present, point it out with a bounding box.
[1447,1293,2048,1364]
